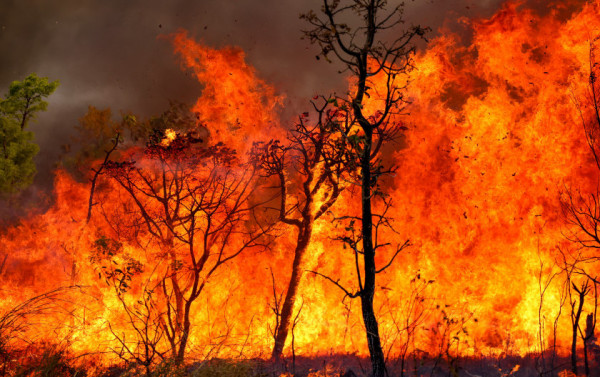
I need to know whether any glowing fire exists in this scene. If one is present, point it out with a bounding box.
[160,128,177,146]
[2,0,600,370]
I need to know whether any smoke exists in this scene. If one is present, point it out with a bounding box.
[0,0,583,212]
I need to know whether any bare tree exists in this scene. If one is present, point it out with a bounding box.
[582,306,598,377]
[578,281,597,377]
[254,97,350,361]
[561,35,600,377]
[569,276,589,375]
[301,1,426,375]
[535,243,566,377]
[101,129,270,364]
[87,133,120,223]
[556,246,600,377]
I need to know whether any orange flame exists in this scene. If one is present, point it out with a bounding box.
[160,128,177,146]
[170,30,284,153]
[2,0,600,368]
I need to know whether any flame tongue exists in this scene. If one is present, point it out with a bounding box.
[379,0,600,352]
[170,30,285,153]
[160,128,177,146]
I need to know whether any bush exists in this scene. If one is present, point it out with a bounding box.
[14,344,86,377]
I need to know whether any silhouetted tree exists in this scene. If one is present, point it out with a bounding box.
[101,130,270,364]
[254,97,350,361]
[562,35,600,377]
[301,1,426,375]
[535,248,565,377]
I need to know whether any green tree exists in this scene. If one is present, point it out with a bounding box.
[63,102,198,177]
[0,74,58,193]
[62,106,124,177]
[0,117,38,193]
[0,73,59,130]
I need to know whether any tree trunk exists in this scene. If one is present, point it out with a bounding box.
[583,339,589,377]
[572,297,584,375]
[361,294,386,377]
[177,319,190,364]
[19,99,31,130]
[272,225,312,360]
[584,312,594,377]
[360,131,386,377]
[572,324,578,375]
[173,254,190,365]
[165,236,186,362]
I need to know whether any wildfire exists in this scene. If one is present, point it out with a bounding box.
[159,128,177,146]
[2,0,600,374]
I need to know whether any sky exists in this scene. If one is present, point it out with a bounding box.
[0,0,557,200]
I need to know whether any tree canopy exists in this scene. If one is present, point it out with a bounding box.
[0,73,59,131]
[0,117,39,193]
[0,74,59,193]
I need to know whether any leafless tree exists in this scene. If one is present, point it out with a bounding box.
[101,130,271,364]
[556,246,599,377]
[87,133,120,223]
[254,97,350,361]
[578,281,597,377]
[535,244,566,377]
[568,275,590,375]
[562,35,600,377]
[301,1,427,375]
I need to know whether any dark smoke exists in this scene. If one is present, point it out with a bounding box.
[0,0,569,218]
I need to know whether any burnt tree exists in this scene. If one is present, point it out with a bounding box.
[102,130,268,364]
[255,98,350,361]
[562,36,600,377]
[301,1,426,375]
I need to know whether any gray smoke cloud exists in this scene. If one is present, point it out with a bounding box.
[0,0,565,213]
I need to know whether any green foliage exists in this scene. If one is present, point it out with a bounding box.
[0,114,39,193]
[0,73,59,130]
[92,235,124,258]
[0,73,58,193]
[76,106,122,157]
[90,235,144,294]
[63,102,200,176]
[61,106,125,177]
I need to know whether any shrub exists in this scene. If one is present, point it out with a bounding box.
[14,344,86,377]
